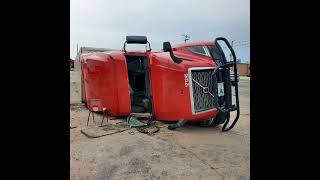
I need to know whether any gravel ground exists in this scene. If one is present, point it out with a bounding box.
[70,81,250,180]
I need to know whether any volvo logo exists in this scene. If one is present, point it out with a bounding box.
[202,87,209,93]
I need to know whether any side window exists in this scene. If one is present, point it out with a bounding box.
[188,46,210,57]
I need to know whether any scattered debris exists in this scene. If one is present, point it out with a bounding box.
[126,113,152,127]
[126,116,148,127]
[81,122,130,138]
[81,113,163,138]
[137,125,160,136]
[128,130,135,135]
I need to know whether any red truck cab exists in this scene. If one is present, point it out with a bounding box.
[80,36,240,131]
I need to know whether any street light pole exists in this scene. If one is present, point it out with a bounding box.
[230,40,234,61]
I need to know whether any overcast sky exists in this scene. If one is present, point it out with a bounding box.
[70,0,250,62]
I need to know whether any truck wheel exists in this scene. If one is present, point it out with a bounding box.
[212,111,229,125]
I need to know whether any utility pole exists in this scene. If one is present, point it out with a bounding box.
[181,34,190,43]
[74,43,80,62]
[230,40,234,61]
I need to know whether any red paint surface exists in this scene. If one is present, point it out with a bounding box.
[81,42,220,121]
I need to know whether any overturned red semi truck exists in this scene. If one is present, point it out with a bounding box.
[79,36,240,131]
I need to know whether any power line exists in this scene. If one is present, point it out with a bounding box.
[220,43,250,48]
[220,45,250,48]
[234,42,250,45]
[233,46,250,49]
[233,40,250,43]
[233,40,250,44]
[233,43,250,46]
[232,40,250,46]
[220,40,249,61]
[233,43,250,47]
[215,39,250,49]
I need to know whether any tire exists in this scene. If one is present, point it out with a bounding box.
[212,111,229,125]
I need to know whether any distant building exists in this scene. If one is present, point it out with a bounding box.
[70,58,74,69]
[231,62,250,77]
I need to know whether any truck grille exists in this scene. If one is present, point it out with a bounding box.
[189,67,216,114]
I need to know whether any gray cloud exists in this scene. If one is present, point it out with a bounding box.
[71,0,249,61]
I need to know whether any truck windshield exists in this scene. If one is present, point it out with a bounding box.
[207,45,224,61]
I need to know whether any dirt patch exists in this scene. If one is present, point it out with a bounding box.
[119,144,135,156]
[70,81,250,180]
